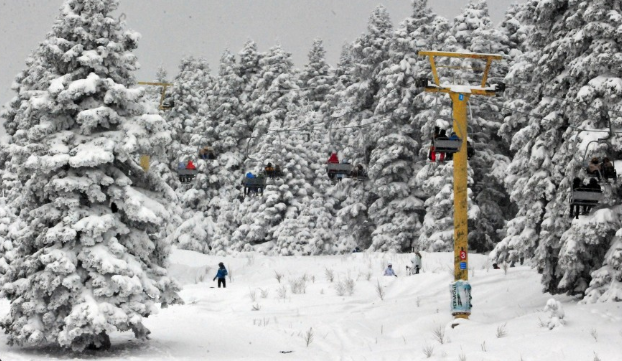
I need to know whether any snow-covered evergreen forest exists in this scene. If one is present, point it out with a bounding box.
[0,0,621,353]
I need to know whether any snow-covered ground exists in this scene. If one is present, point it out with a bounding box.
[0,249,620,360]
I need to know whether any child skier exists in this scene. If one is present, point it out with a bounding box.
[384,263,397,277]
[213,262,228,288]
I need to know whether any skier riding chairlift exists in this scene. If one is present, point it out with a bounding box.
[570,177,602,218]
[178,160,198,183]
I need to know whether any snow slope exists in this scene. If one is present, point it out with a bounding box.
[0,249,620,360]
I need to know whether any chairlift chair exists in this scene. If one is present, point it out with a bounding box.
[199,146,216,160]
[242,175,267,196]
[327,163,352,181]
[177,159,198,183]
[571,187,603,207]
[264,163,284,179]
[350,164,368,180]
[178,168,198,183]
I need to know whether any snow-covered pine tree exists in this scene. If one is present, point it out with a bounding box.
[327,6,394,250]
[299,39,334,114]
[490,1,541,265]
[446,0,513,252]
[367,0,443,251]
[247,44,299,141]
[172,50,247,253]
[493,0,622,299]
[405,6,466,253]
[238,39,264,141]
[416,161,479,251]
[165,56,212,171]
[231,134,318,253]
[0,0,180,350]
[272,107,338,255]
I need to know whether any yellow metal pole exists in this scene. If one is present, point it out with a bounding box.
[140,155,150,171]
[450,91,470,320]
[481,57,493,87]
[429,56,440,86]
[418,50,503,322]
[158,85,168,110]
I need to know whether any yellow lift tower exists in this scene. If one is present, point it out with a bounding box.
[137,81,174,111]
[417,51,504,320]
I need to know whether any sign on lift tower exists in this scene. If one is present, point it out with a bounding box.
[417,51,505,321]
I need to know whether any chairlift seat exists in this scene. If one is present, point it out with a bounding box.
[178,169,198,176]
[327,163,352,174]
[571,189,603,206]
[434,138,462,154]
[178,169,198,183]
[243,177,267,187]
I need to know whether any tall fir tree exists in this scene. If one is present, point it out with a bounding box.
[0,0,181,350]
[299,39,334,115]
[493,0,622,300]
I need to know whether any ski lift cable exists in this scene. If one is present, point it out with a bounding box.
[472,98,622,134]
[266,119,392,134]
[470,90,622,122]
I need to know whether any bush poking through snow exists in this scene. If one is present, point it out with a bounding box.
[375,280,385,300]
[432,325,446,344]
[249,289,257,302]
[422,344,434,358]
[275,271,284,283]
[459,352,467,361]
[590,328,598,342]
[290,276,308,294]
[251,303,261,311]
[593,352,602,361]
[543,298,565,330]
[259,288,269,298]
[496,323,507,338]
[325,268,335,282]
[277,285,287,300]
[304,327,314,347]
[335,277,355,296]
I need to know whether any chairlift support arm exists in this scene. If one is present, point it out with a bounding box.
[138,81,173,110]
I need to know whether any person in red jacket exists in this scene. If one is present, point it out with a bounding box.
[186,160,196,170]
[327,152,339,164]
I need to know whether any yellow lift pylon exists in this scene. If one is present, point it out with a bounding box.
[137,81,174,111]
[417,51,504,320]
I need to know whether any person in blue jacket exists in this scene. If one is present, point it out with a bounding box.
[384,263,397,277]
[213,262,228,288]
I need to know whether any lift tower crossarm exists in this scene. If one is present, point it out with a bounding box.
[418,50,504,321]
[137,81,174,111]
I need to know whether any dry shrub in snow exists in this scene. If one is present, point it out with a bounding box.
[325,268,335,282]
[304,327,314,347]
[375,280,385,300]
[277,285,287,299]
[335,277,355,296]
[496,323,507,338]
[432,325,446,344]
[422,344,434,358]
[290,276,308,294]
[259,288,269,298]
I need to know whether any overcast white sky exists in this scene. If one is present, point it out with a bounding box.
[0,0,522,108]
